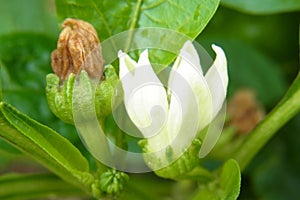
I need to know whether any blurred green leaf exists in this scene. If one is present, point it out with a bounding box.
[120,173,174,200]
[198,39,287,107]
[0,173,86,200]
[0,33,54,121]
[0,139,20,155]
[200,7,299,63]
[0,0,58,36]
[0,102,92,189]
[196,8,300,108]
[191,159,241,200]
[251,115,300,200]
[221,0,300,14]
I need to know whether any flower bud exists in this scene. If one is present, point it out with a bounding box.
[98,169,129,195]
[46,18,118,124]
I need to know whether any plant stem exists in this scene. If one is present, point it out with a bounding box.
[233,72,300,171]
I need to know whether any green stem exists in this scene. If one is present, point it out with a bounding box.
[0,173,87,200]
[233,72,300,171]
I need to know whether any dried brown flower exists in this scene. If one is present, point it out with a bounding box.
[227,89,265,134]
[51,18,104,81]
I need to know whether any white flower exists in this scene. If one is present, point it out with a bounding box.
[118,41,228,156]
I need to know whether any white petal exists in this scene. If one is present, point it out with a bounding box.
[118,50,168,138]
[179,41,203,74]
[204,44,228,118]
[137,49,149,66]
[118,50,137,79]
[167,41,213,142]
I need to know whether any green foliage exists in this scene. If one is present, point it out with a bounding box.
[221,0,300,14]
[55,0,220,42]
[0,33,55,123]
[0,102,93,189]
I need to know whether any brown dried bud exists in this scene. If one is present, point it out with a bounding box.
[227,89,265,134]
[51,18,104,81]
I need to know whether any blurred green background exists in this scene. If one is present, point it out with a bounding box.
[0,0,299,199]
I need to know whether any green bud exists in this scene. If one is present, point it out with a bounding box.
[98,169,129,195]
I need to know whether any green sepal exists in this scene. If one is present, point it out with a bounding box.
[46,73,75,124]
[95,65,119,117]
[46,65,118,124]
[141,139,206,180]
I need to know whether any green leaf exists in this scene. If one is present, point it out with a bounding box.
[0,173,86,200]
[221,0,300,14]
[0,33,55,122]
[56,0,219,41]
[55,0,220,69]
[0,102,93,190]
[218,159,241,199]
[191,159,241,200]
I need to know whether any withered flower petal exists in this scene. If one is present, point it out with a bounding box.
[51,18,104,81]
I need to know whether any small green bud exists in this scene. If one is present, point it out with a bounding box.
[98,169,129,195]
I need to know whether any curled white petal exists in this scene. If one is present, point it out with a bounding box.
[204,44,228,118]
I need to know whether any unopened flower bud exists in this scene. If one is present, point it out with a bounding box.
[98,169,129,195]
